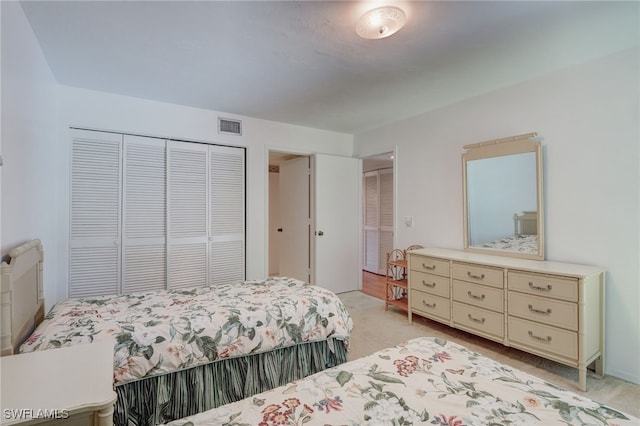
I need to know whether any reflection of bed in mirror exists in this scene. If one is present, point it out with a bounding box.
[481,210,538,254]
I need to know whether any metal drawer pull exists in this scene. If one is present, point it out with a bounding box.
[422,301,436,308]
[422,263,436,270]
[528,304,552,315]
[467,291,485,300]
[529,282,552,292]
[422,280,436,288]
[467,314,485,324]
[528,331,552,343]
[467,272,485,280]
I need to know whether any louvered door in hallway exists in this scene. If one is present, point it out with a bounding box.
[363,168,393,275]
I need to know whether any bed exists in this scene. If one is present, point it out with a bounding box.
[482,211,539,254]
[165,336,637,426]
[1,239,352,426]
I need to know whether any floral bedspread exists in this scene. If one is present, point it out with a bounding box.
[483,234,538,254]
[20,277,353,385]
[166,337,636,426]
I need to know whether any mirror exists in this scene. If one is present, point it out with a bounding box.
[463,133,544,260]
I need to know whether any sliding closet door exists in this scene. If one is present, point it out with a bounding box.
[70,130,246,296]
[209,145,245,285]
[69,130,122,297]
[166,142,245,288]
[122,135,167,293]
[167,141,209,289]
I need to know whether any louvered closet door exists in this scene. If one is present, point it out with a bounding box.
[378,169,394,273]
[70,129,122,297]
[122,135,166,293]
[363,172,379,274]
[209,145,245,285]
[167,141,209,289]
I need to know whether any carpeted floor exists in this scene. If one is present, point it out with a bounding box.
[339,290,640,418]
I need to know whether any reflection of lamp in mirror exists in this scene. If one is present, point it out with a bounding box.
[356,6,407,39]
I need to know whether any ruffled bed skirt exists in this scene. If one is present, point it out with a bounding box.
[113,339,349,426]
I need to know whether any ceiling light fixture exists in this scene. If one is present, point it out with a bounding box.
[356,6,406,40]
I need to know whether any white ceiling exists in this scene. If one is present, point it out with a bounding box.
[19,1,639,134]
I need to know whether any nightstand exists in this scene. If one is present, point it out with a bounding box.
[0,341,116,426]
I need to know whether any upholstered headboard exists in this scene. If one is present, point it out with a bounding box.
[0,239,44,356]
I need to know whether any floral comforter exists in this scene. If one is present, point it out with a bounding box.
[20,277,353,385]
[166,337,636,426]
[483,234,538,254]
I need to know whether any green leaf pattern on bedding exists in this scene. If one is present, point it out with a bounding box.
[19,277,353,385]
[165,337,636,426]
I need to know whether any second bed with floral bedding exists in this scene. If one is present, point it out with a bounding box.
[20,277,353,426]
[166,337,636,426]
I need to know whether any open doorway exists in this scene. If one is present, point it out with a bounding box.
[267,151,362,294]
[362,152,394,300]
[268,151,310,281]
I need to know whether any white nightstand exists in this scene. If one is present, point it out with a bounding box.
[0,341,116,426]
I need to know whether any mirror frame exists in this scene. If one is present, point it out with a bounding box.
[462,133,544,260]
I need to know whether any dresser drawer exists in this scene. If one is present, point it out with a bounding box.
[508,317,578,360]
[508,271,578,302]
[453,280,503,312]
[452,301,503,339]
[508,292,577,331]
[452,262,503,288]
[410,290,450,321]
[411,271,450,298]
[410,255,450,277]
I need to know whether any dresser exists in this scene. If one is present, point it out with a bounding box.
[408,247,605,391]
[0,341,116,426]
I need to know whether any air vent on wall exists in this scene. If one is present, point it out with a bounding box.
[218,118,242,136]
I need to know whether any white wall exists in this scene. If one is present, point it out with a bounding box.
[55,86,353,302]
[1,2,60,307]
[354,47,640,384]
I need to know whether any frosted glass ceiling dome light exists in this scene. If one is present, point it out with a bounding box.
[356,6,406,39]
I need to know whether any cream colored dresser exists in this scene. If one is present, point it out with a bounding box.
[408,247,605,391]
[0,341,116,426]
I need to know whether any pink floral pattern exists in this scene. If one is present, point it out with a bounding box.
[258,398,314,426]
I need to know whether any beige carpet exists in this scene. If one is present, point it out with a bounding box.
[339,290,640,418]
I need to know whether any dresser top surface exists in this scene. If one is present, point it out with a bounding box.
[0,341,116,424]
[409,247,606,278]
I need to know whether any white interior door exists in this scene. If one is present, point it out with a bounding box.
[166,141,209,289]
[69,129,122,298]
[278,156,311,282]
[313,154,361,294]
[209,145,245,286]
[122,135,167,294]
